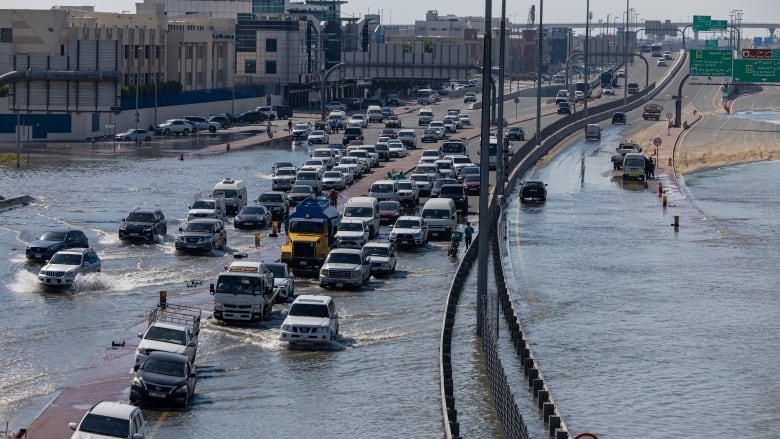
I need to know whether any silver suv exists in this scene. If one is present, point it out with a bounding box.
[280,295,339,345]
[175,219,227,252]
[319,248,370,288]
[38,248,101,288]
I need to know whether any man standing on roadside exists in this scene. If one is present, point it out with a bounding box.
[287,120,293,132]
[464,222,474,249]
[267,120,273,138]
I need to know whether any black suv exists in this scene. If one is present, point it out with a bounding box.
[257,191,290,220]
[506,126,525,141]
[386,94,400,106]
[342,127,364,146]
[272,105,293,119]
[520,180,548,203]
[611,112,627,125]
[25,229,89,261]
[438,184,469,216]
[119,208,167,242]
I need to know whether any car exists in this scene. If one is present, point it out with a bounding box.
[237,111,266,123]
[155,119,193,136]
[342,97,361,110]
[257,191,290,220]
[442,118,456,133]
[272,105,293,119]
[119,208,167,242]
[37,248,101,288]
[130,351,196,409]
[319,248,371,288]
[272,167,298,191]
[208,115,231,129]
[428,121,446,139]
[265,261,295,303]
[462,174,481,195]
[187,198,227,221]
[331,165,355,186]
[387,139,407,158]
[307,130,330,144]
[183,116,221,133]
[574,90,586,102]
[458,114,472,125]
[174,218,227,252]
[334,218,370,249]
[381,107,395,119]
[603,85,615,96]
[115,128,154,142]
[627,82,640,94]
[69,401,146,439]
[438,184,469,216]
[395,179,420,207]
[25,229,90,261]
[421,128,438,143]
[378,200,403,225]
[363,241,397,276]
[233,205,272,230]
[386,94,400,106]
[519,180,548,203]
[463,92,477,103]
[389,215,429,248]
[409,173,433,197]
[272,161,296,174]
[321,170,347,190]
[279,295,339,345]
[557,101,572,114]
[656,58,668,67]
[291,123,313,139]
[325,101,347,111]
[612,112,627,125]
[254,106,277,120]
[505,126,526,141]
[287,184,316,207]
[379,128,397,139]
[663,51,673,60]
[348,114,368,128]
[431,177,458,198]
[616,69,626,78]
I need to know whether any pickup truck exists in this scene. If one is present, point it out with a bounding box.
[135,302,201,368]
[642,103,663,120]
[611,141,643,170]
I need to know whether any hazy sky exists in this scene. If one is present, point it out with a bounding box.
[15,0,780,37]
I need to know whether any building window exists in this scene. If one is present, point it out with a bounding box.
[265,60,277,74]
[0,28,12,43]
[245,59,257,74]
[266,38,277,52]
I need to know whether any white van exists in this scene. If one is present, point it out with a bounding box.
[369,180,399,202]
[420,198,457,238]
[622,153,646,181]
[418,108,434,126]
[367,105,384,123]
[212,178,247,217]
[343,196,380,238]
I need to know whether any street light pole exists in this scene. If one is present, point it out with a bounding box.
[584,0,590,119]
[135,45,140,147]
[535,0,543,148]
[623,0,629,106]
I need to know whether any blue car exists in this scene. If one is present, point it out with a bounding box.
[25,229,90,261]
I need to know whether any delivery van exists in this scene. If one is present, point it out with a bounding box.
[420,198,457,239]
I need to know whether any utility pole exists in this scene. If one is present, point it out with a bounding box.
[135,45,140,147]
[584,0,590,119]
[535,0,543,148]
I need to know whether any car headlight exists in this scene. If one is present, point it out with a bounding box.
[281,324,291,331]
[132,377,143,387]
[174,384,188,395]
[119,225,127,231]
[352,267,362,275]
[318,326,330,333]
[389,233,397,240]
[66,268,77,275]
[320,268,327,276]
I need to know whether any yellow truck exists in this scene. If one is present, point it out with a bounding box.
[280,199,340,274]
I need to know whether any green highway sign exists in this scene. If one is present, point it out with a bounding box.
[711,20,728,31]
[693,15,712,31]
[774,49,780,59]
[690,49,734,77]
[732,59,780,83]
[705,39,719,49]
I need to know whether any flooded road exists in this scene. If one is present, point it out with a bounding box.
[0,136,462,437]
[503,121,780,437]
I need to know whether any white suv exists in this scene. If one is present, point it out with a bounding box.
[37,248,101,288]
[280,295,339,345]
[69,401,146,439]
[319,248,371,288]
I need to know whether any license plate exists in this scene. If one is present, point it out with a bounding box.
[336,283,344,288]
[35,253,41,258]
[148,391,166,398]
[300,261,307,266]
[401,240,413,244]
[187,244,197,248]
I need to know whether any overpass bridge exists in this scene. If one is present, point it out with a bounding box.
[510,21,780,38]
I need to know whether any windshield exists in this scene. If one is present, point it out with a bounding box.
[288,220,323,233]
[213,189,238,198]
[422,209,451,220]
[323,172,341,179]
[327,252,362,264]
[192,200,215,209]
[304,160,323,167]
[344,206,373,217]
[464,175,480,182]
[625,158,645,167]
[364,246,389,257]
[239,206,266,215]
[398,182,414,190]
[39,231,67,241]
[394,219,421,229]
[378,201,398,210]
[372,184,394,192]
[276,169,296,176]
[49,253,83,265]
[290,187,311,194]
[142,357,186,377]
[289,303,329,318]
[78,413,130,437]
[184,222,214,232]
[259,194,283,202]
[145,326,186,345]
[441,143,465,154]
[266,264,286,278]
[126,212,154,222]
[338,222,364,232]
[216,274,265,295]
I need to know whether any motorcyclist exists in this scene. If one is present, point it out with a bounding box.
[449,229,463,256]
[328,189,339,207]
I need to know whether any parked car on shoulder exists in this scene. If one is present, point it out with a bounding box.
[184,116,220,133]
[237,111,266,123]
[37,248,101,288]
[325,101,347,111]
[155,119,194,136]
[26,229,90,262]
[272,105,293,119]
[115,128,154,142]
[208,115,231,129]
[255,106,277,120]
[119,208,167,242]
[69,401,146,439]
[279,295,339,345]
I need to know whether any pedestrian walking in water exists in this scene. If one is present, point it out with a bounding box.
[464,222,474,249]
[287,120,293,132]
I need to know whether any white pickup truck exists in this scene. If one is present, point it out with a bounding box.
[135,302,201,368]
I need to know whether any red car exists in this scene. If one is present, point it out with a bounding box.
[378,200,402,225]
[462,174,481,195]
[379,128,398,139]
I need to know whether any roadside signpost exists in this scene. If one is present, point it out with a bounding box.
[742,49,772,60]
[710,20,728,31]
[705,40,719,49]
[732,59,780,83]
[693,15,711,32]
[689,49,733,77]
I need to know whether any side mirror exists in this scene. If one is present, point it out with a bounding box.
[69,422,78,430]
[137,332,143,339]
[179,227,183,232]
[133,364,139,372]
[209,283,215,294]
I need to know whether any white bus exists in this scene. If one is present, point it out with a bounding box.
[416,88,434,105]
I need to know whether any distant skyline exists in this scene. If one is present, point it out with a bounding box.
[10,0,780,37]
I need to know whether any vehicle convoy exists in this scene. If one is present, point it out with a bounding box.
[280,199,341,273]
[135,301,201,369]
[611,140,642,170]
[279,295,339,345]
[210,261,277,323]
[642,103,664,120]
